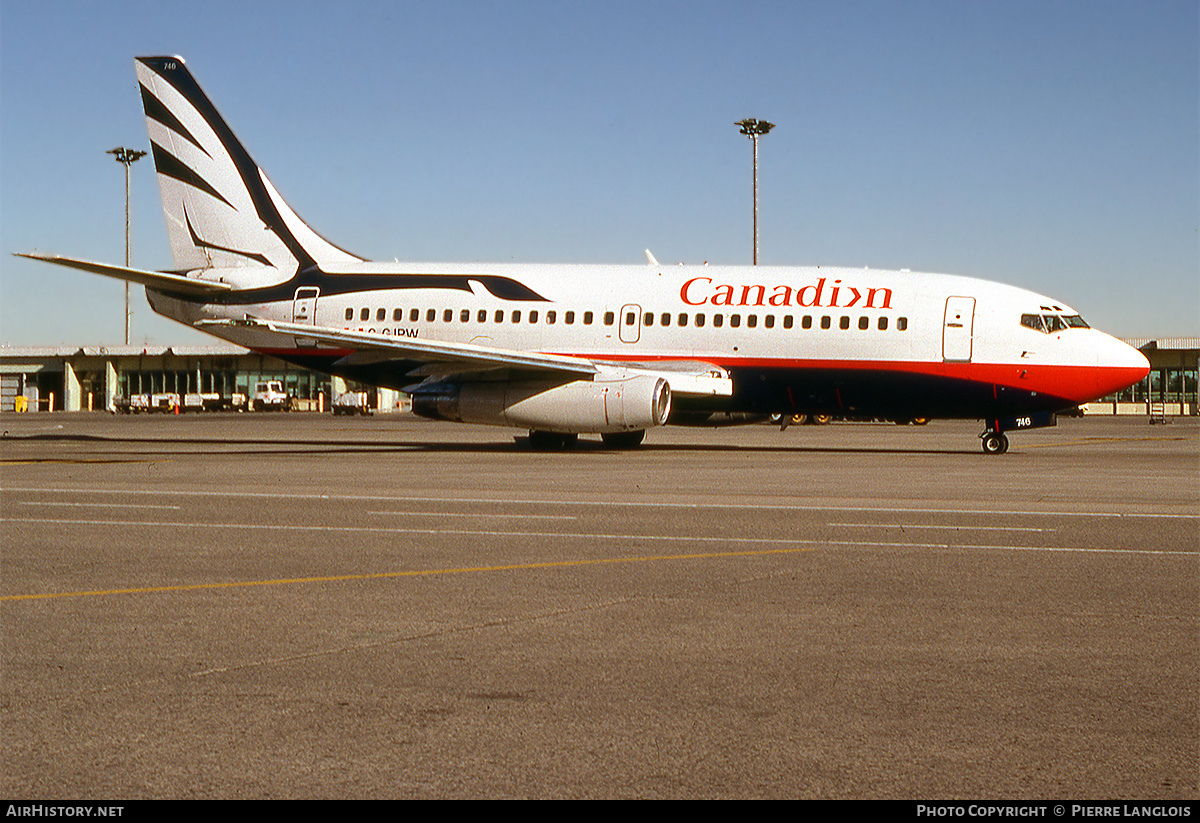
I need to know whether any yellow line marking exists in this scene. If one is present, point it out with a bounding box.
[0,546,816,602]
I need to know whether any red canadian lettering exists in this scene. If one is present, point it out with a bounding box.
[678,274,894,309]
[797,277,825,307]
[711,283,735,305]
[680,276,711,305]
[739,284,766,306]
[865,287,892,308]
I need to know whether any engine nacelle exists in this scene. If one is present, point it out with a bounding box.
[410,372,671,434]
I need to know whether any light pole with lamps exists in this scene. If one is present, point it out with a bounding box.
[107,147,147,344]
[734,118,774,265]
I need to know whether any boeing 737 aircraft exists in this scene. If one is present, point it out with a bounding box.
[19,56,1150,452]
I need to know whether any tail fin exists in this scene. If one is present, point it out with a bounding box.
[135,56,362,274]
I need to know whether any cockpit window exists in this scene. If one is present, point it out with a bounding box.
[1021,314,1046,333]
[1021,312,1089,333]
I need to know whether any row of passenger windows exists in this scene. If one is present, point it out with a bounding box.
[345,306,909,332]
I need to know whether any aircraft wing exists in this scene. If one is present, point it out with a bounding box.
[15,252,234,296]
[201,317,733,397]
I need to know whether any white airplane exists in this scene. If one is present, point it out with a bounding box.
[20,56,1150,453]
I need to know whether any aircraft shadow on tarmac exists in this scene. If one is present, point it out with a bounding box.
[3,430,970,456]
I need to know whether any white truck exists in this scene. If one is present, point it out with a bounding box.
[252,380,290,411]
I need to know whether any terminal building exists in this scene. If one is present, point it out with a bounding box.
[1,339,1196,416]
[0,345,402,414]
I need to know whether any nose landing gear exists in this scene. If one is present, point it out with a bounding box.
[979,411,1057,454]
[980,430,1009,454]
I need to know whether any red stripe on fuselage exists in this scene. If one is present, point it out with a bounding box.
[258,348,1146,405]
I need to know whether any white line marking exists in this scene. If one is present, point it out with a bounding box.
[18,501,182,510]
[1,518,1192,556]
[832,523,1050,532]
[3,487,1195,519]
[367,511,575,520]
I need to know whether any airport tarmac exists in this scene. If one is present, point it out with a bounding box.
[2,413,1196,799]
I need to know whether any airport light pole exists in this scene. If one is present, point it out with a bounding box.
[734,118,775,265]
[107,147,148,345]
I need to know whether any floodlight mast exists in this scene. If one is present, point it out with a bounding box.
[734,118,775,265]
[107,147,147,345]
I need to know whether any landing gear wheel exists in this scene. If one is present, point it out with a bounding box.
[981,432,1009,454]
[600,429,646,449]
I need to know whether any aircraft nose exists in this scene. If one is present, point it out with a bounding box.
[1094,334,1150,399]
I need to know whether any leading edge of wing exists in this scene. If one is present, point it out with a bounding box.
[200,317,600,378]
[15,253,234,296]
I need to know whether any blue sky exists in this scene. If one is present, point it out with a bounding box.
[2,0,1196,346]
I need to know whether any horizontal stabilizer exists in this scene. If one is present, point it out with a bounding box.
[15,253,233,295]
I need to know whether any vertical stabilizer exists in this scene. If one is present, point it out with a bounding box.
[135,56,362,274]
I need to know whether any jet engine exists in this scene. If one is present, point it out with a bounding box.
[410,372,671,434]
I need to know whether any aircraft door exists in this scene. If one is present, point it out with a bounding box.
[292,287,320,347]
[942,296,975,362]
[292,287,319,324]
[619,303,642,344]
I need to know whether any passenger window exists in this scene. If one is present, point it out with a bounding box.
[393,308,403,321]
[426,309,436,322]
[783,315,793,329]
[547,311,556,324]
[661,313,671,327]
[345,308,354,321]
[878,317,888,331]
[821,316,831,330]
[584,311,594,325]
[529,310,538,323]
[897,317,908,331]
[643,312,653,327]
[858,316,869,330]
[625,312,636,326]
[713,314,724,328]
[729,315,740,328]
[565,311,575,324]
[443,309,453,322]
[695,314,705,327]
[511,310,521,323]
[748,315,758,328]
[461,309,470,322]
[603,312,614,326]
[801,315,812,329]
[360,308,370,321]
[377,308,386,322]
[677,313,688,327]
[495,310,504,323]
[410,308,419,322]
[765,315,774,329]
[839,316,850,330]
[478,309,487,322]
